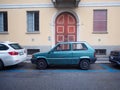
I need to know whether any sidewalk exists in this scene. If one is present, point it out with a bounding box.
[25,56,110,64]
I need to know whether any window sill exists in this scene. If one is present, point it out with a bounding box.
[92,31,108,34]
[26,32,40,34]
[0,32,9,34]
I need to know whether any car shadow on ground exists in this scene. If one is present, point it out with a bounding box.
[1,63,120,71]
[3,62,36,70]
[107,63,120,70]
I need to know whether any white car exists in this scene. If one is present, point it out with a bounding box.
[0,41,27,70]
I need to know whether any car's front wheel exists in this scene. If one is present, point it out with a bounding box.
[36,59,47,70]
[79,59,90,70]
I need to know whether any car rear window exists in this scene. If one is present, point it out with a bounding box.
[0,44,9,50]
[9,43,23,50]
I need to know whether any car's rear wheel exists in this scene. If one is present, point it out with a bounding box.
[0,60,4,70]
[79,59,90,70]
[36,59,47,70]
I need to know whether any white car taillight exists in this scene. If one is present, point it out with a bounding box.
[8,51,19,55]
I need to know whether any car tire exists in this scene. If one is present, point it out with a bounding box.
[36,59,47,70]
[79,59,90,70]
[0,60,4,70]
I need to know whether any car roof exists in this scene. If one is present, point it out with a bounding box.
[0,41,16,44]
[57,41,87,44]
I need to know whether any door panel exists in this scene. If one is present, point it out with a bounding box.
[55,13,76,44]
[48,51,72,65]
[48,43,72,65]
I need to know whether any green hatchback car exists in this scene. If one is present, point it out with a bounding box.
[31,42,96,70]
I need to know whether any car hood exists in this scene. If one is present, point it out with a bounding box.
[33,52,48,57]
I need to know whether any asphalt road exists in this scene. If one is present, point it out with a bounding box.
[0,62,120,90]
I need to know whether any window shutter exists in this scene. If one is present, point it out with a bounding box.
[4,12,8,32]
[34,11,39,31]
[93,10,107,33]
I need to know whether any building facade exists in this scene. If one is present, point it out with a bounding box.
[0,0,120,57]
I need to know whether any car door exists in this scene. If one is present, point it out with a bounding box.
[71,43,88,64]
[48,43,73,65]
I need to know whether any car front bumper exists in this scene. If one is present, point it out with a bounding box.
[109,59,120,65]
[31,58,37,64]
[109,56,120,65]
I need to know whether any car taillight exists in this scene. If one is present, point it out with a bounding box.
[8,51,19,55]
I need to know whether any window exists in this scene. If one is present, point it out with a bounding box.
[0,12,8,32]
[0,44,9,50]
[55,44,70,51]
[73,43,87,50]
[27,49,40,55]
[27,11,39,32]
[95,49,106,55]
[93,10,107,33]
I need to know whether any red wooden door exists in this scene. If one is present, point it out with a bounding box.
[55,12,77,44]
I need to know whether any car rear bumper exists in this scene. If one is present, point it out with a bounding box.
[4,56,27,66]
[90,58,97,64]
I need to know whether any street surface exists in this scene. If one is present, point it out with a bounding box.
[0,62,120,90]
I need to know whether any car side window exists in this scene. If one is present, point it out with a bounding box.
[0,44,9,50]
[73,43,87,50]
[55,44,70,51]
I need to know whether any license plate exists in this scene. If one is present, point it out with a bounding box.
[19,52,24,55]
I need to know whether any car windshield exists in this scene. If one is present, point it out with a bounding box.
[9,43,23,50]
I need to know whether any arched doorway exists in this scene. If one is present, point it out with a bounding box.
[55,12,77,44]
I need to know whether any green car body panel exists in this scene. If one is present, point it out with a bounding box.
[31,42,96,66]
